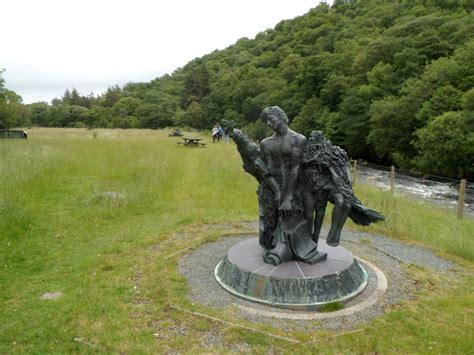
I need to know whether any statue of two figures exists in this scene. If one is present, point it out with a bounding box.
[232,106,385,266]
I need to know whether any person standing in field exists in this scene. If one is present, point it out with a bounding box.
[212,124,219,143]
[217,124,224,142]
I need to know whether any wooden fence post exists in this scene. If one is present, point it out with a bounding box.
[390,166,395,194]
[457,179,466,219]
[352,160,357,187]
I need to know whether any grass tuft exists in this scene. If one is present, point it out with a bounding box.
[320,301,344,312]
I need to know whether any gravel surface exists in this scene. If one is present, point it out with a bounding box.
[340,230,456,272]
[178,223,461,332]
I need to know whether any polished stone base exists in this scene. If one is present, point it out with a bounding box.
[214,237,368,309]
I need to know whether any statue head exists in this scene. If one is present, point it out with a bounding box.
[260,106,289,131]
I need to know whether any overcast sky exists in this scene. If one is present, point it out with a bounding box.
[1,0,332,104]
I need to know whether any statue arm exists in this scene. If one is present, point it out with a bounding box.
[263,175,281,202]
[260,142,281,202]
[346,165,352,186]
[329,165,348,188]
[329,166,338,181]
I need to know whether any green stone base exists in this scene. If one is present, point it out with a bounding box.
[214,237,368,309]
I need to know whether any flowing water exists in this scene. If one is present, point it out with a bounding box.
[356,164,474,217]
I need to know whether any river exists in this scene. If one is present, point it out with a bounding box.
[356,164,474,217]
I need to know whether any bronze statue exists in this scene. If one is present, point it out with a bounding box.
[301,131,385,247]
[233,106,384,266]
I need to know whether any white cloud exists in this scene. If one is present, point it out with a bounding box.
[1,0,332,103]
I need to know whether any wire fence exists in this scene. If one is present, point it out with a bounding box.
[353,161,473,218]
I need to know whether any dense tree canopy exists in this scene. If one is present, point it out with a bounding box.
[0,69,31,129]
[2,1,473,178]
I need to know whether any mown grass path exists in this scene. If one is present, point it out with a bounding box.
[1,128,472,353]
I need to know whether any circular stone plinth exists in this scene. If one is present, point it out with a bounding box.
[214,237,367,309]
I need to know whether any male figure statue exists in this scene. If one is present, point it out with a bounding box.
[233,107,326,265]
[232,108,384,266]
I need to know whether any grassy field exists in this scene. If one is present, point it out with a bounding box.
[1,128,473,353]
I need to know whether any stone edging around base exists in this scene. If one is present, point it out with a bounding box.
[178,225,460,330]
[214,259,369,310]
[213,237,372,309]
[232,256,387,320]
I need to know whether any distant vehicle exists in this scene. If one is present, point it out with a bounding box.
[0,130,28,139]
[169,130,183,137]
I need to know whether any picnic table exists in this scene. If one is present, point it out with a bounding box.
[0,130,28,139]
[177,137,206,146]
[169,130,183,137]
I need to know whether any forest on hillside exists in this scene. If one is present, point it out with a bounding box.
[1,0,473,179]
